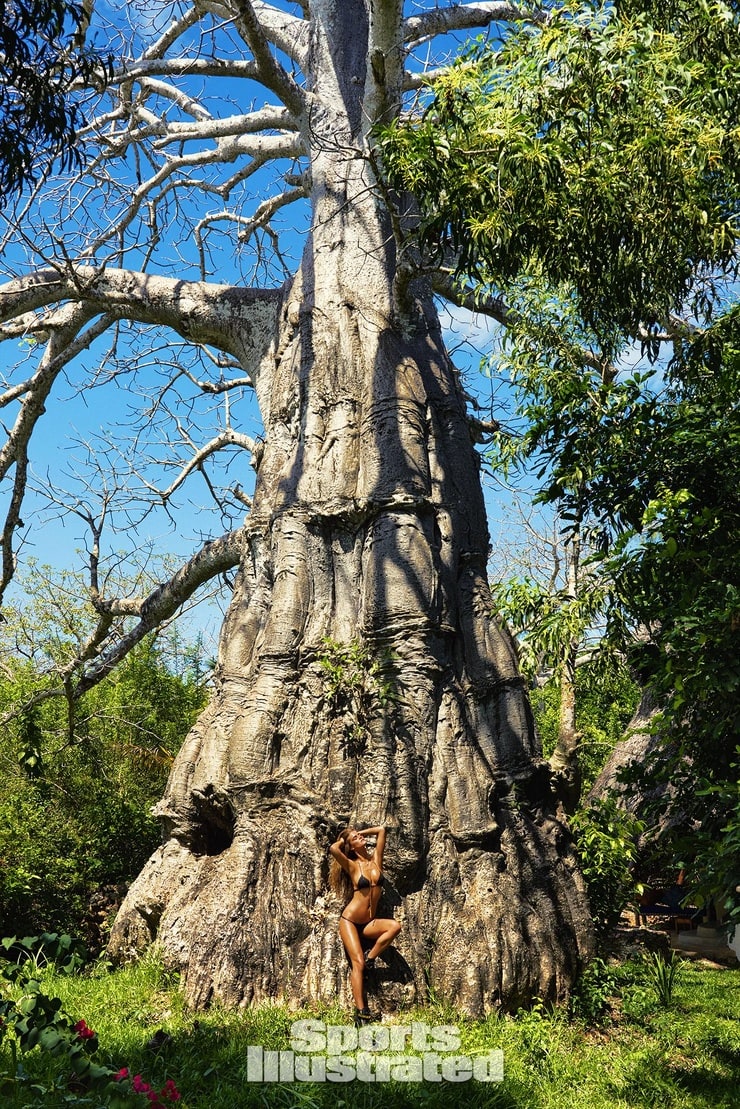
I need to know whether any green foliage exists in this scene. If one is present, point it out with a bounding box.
[567,957,622,1023]
[530,665,639,789]
[594,341,740,919]
[491,569,609,682]
[0,937,181,1106]
[380,0,740,352]
[489,292,740,922]
[570,798,644,940]
[675,762,740,928]
[0,934,87,979]
[0,632,208,941]
[318,637,397,754]
[0,0,109,198]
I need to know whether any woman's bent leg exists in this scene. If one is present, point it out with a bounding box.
[362,917,401,961]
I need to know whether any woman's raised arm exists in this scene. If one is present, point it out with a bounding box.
[363,826,386,863]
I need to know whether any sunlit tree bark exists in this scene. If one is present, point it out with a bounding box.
[0,0,593,1013]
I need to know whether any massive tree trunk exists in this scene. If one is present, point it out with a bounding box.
[108,0,594,1014]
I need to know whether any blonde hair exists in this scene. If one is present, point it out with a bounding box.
[329,827,356,898]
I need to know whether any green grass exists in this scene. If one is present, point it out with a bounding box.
[2,951,739,1108]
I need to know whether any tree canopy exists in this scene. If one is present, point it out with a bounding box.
[0,566,208,940]
[380,0,740,353]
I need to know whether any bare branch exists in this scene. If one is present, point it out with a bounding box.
[0,528,244,725]
[149,107,299,149]
[0,306,123,603]
[0,267,284,372]
[81,133,304,257]
[404,2,540,43]
[230,0,306,115]
[76,527,244,694]
[141,428,258,502]
[202,0,309,68]
[110,58,261,83]
[194,183,309,274]
[432,269,510,327]
[178,364,254,393]
[100,106,299,155]
[142,5,202,61]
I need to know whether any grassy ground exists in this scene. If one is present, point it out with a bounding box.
[1,950,739,1108]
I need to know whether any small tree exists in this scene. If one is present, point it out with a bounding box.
[0,566,208,940]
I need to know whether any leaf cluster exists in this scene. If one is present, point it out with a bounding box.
[491,569,611,680]
[570,797,645,939]
[0,0,108,197]
[530,665,639,788]
[318,637,397,755]
[381,0,740,352]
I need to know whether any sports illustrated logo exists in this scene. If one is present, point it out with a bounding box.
[245,1020,504,1083]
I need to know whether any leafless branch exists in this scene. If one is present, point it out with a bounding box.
[202,0,309,68]
[77,527,244,692]
[0,268,283,368]
[230,0,305,115]
[140,428,257,502]
[0,527,244,725]
[404,2,540,44]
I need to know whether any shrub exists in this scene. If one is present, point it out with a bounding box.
[570,797,644,940]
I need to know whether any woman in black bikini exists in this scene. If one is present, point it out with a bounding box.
[329,825,401,1022]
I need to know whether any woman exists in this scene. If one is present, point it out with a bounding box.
[329,825,401,1023]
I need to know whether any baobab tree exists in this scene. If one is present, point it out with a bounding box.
[0,1,593,1014]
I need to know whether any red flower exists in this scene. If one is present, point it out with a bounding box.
[114,1067,129,1082]
[73,1019,95,1040]
[132,1074,152,1094]
[160,1078,181,1101]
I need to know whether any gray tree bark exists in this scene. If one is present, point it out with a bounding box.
[97,0,594,1014]
[589,688,665,813]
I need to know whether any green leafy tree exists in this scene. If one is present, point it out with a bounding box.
[489,507,638,809]
[380,0,740,353]
[570,798,644,940]
[382,0,740,919]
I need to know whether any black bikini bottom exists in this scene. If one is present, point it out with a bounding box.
[340,916,375,945]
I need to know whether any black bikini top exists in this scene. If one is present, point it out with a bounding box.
[354,862,385,891]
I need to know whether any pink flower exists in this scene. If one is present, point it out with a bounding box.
[132,1074,152,1094]
[73,1019,95,1040]
[114,1067,129,1082]
[160,1079,181,1101]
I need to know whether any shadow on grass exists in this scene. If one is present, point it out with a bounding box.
[668,1062,740,1109]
